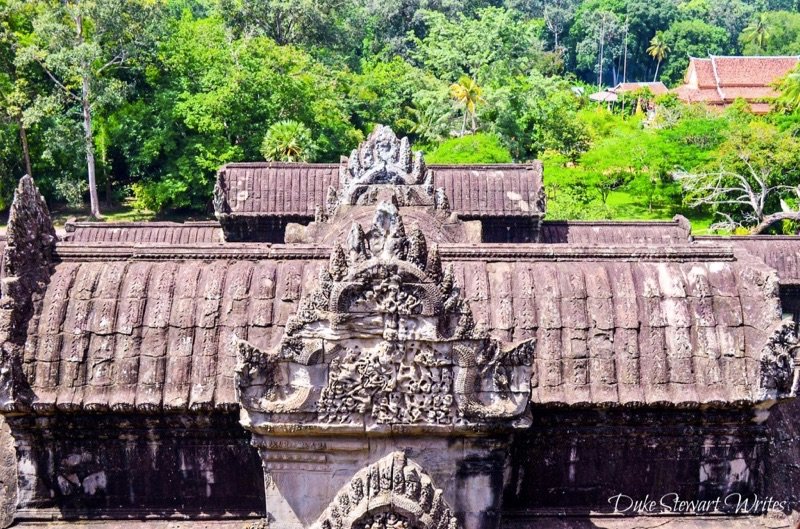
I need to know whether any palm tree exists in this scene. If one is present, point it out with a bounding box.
[778,67,800,109]
[449,76,484,135]
[260,120,316,162]
[742,14,771,52]
[647,33,669,82]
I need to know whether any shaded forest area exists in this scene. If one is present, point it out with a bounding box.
[2,0,800,232]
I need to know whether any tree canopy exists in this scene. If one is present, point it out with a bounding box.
[1,0,800,233]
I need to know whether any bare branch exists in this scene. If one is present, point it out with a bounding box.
[753,211,800,234]
[33,57,79,101]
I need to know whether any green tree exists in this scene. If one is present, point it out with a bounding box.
[674,122,800,232]
[778,66,800,110]
[15,0,162,217]
[261,120,316,162]
[739,11,800,55]
[409,7,555,85]
[741,13,772,52]
[659,20,729,85]
[486,71,588,161]
[449,75,484,134]
[646,33,669,82]
[125,13,359,212]
[346,55,451,139]
[573,9,623,88]
[425,133,512,163]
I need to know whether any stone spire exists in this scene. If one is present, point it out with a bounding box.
[0,175,56,410]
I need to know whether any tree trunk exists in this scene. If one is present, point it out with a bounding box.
[752,211,800,234]
[18,117,32,178]
[597,16,606,90]
[622,16,628,83]
[653,60,661,82]
[77,13,101,218]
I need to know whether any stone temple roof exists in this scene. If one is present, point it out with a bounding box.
[20,245,784,412]
[214,162,545,219]
[1,127,797,416]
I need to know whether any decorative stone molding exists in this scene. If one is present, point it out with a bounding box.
[212,169,230,215]
[312,452,458,529]
[236,201,534,434]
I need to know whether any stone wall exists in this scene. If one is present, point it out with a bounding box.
[0,416,16,528]
[2,413,264,523]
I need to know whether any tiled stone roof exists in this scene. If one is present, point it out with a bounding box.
[215,162,545,218]
[20,242,784,411]
[539,218,690,245]
[699,235,800,285]
[63,221,223,244]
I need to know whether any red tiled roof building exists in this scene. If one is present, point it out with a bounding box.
[674,55,800,114]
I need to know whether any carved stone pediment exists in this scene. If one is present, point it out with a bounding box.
[236,202,533,434]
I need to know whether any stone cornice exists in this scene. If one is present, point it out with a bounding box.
[53,242,736,262]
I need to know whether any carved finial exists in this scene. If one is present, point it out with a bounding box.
[213,170,229,216]
[325,186,339,217]
[314,205,327,223]
[347,223,369,263]
[329,244,349,281]
[427,244,443,284]
[392,214,406,238]
[407,225,428,270]
[673,214,692,241]
[760,318,800,400]
[384,214,408,260]
[0,175,54,411]
[4,175,56,278]
[413,152,427,184]
[400,136,411,170]
[454,304,476,339]
[434,187,450,212]
[440,264,455,295]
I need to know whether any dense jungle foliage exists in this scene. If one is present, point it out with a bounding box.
[1,0,800,232]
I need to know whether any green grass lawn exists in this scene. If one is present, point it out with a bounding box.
[0,198,213,230]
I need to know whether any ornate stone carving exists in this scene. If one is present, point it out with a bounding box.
[235,202,534,433]
[325,126,448,215]
[312,452,459,529]
[759,318,800,400]
[212,169,229,215]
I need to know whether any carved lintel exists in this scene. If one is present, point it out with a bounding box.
[312,452,459,529]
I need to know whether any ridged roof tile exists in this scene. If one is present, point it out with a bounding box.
[216,162,544,218]
[21,249,782,411]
